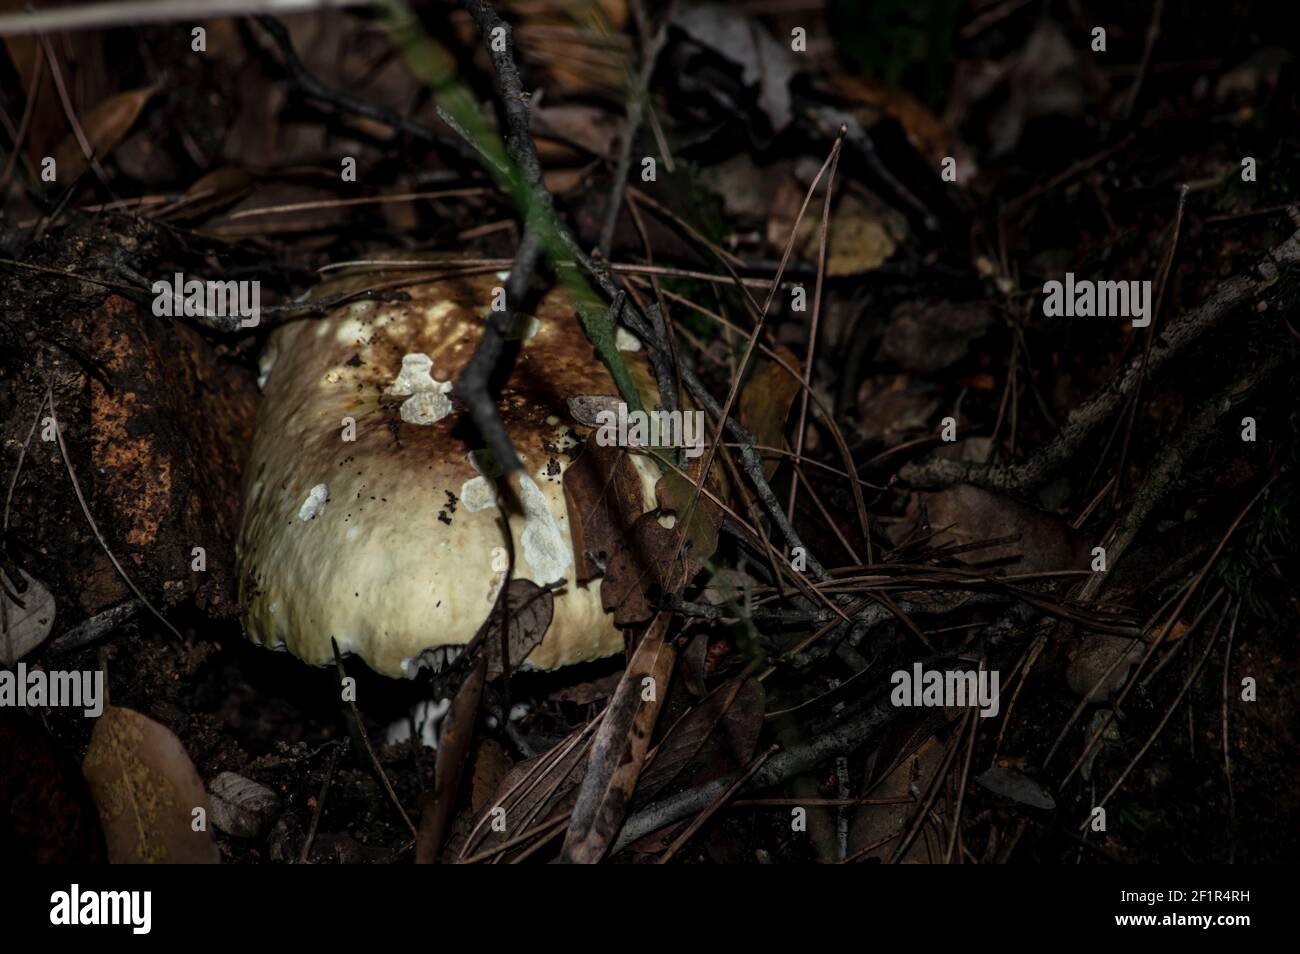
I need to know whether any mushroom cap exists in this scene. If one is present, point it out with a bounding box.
[237,272,657,678]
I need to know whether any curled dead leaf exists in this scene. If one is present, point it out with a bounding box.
[53,84,157,183]
[81,705,219,864]
[0,567,55,666]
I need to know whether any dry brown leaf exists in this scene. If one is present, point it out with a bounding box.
[638,676,764,801]
[417,654,485,864]
[654,459,723,565]
[53,84,156,184]
[975,765,1055,809]
[923,483,1092,574]
[563,438,647,584]
[532,104,618,158]
[879,300,994,373]
[561,616,674,863]
[469,738,511,815]
[850,734,945,863]
[169,166,255,222]
[81,705,219,864]
[1067,635,1145,701]
[828,73,967,169]
[788,192,900,275]
[482,580,555,680]
[739,345,801,480]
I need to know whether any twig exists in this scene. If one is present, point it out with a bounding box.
[0,1,362,35]
[945,665,984,863]
[612,696,896,853]
[226,188,489,220]
[598,16,667,257]
[45,599,143,655]
[656,744,777,864]
[299,742,344,864]
[1112,183,1188,502]
[1086,598,1230,822]
[37,32,114,196]
[331,638,418,838]
[1121,0,1165,121]
[455,224,545,474]
[900,225,1300,489]
[786,122,842,534]
[0,41,43,195]
[1058,481,1271,788]
[254,13,461,155]
[1220,600,1240,851]
[1076,347,1286,608]
[662,130,846,590]
[2,390,45,543]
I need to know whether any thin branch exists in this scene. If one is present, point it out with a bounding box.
[900,225,1300,489]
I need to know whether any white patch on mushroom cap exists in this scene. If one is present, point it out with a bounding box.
[386,352,454,425]
[385,353,436,395]
[460,475,498,512]
[297,483,329,521]
[517,472,572,584]
[335,317,367,345]
[398,389,454,425]
[426,300,456,322]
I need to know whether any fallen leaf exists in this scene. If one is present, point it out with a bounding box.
[566,394,622,428]
[207,771,280,839]
[545,670,623,705]
[654,458,723,565]
[828,73,967,169]
[879,300,995,373]
[532,104,618,158]
[0,567,55,666]
[81,705,220,864]
[482,580,555,681]
[417,654,485,864]
[975,765,1056,809]
[855,375,941,444]
[739,345,801,479]
[53,84,156,184]
[637,676,764,801]
[563,438,648,583]
[561,616,674,863]
[1067,635,1145,701]
[923,483,1092,574]
[168,166,255,222]
[851,734,947,862]
[673,3,797,131]
[469,739,511,815]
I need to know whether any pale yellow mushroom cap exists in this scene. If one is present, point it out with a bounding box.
[236,273,658,678]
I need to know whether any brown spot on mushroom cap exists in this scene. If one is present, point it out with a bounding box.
[237,274,658,677]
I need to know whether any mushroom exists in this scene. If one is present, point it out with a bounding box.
[236,272,660,678]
